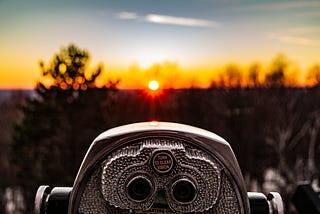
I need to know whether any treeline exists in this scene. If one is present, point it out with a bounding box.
[117,54,320,89]
[211,54,320,88]
[1,44,319,213]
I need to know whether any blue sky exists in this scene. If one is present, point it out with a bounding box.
[0,0,319,88]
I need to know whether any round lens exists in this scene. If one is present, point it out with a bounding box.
[127,177,152,201]
[172,179,196,203]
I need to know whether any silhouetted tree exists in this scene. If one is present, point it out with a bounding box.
[265,54,288,87]
[0,91,27,213]
[262,87,320,211]
[248,63,261,87]
[39,44,102,90]
[219,64,243,88]
[11,44,117,213]
[306,64,320,86]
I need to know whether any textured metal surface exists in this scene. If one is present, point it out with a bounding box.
[79,168,127,214]
[78,137,241,213]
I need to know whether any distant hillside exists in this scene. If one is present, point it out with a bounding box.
[0,90,36,102]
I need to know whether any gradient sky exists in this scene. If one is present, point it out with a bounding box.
[1,0,319,89]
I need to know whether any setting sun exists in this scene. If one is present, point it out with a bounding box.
[148,80,159,91]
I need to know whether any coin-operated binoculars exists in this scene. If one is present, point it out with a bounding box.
[35,122,284,213]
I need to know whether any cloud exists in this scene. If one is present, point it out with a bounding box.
[145,14,219,28]
[269,33,319,46]
[114,11,219,28]
[115,11,138,20]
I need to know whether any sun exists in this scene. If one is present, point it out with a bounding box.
[145,80,163,98]
[148,80,159,91]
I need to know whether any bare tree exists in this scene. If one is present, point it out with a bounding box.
[306,64,320,86]
[219,64,243,88]
[248,63,261,87]
[264,54,288,87]
[264,88,320,210]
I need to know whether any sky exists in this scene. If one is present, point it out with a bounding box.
[0,0,319,89]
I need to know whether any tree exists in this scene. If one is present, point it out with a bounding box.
[264,54,288,87]
[39,43,102,90]
[0,91,27,213]
[11,44,117,212]
[248,63,261,87]
[262,88,320,211]
[306,64,320,87]
[219,64,243,88]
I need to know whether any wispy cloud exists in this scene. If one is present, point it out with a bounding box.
[269,33,319,46]
[114,11,219,28]
[115,11,138,20]
[145,14,219,28]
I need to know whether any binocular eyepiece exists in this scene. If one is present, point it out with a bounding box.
[127,175,153,202]
[35,122,284,213]
[171,177,197,203]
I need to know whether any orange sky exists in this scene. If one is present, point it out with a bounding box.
[100,61,310,89]
[0,55,316,90]
[98,63,217,89]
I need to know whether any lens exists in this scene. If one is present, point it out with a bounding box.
[127,176,152,201]
[172,179,196,203]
